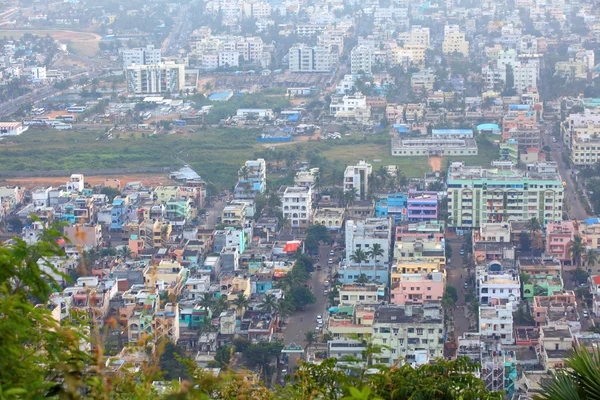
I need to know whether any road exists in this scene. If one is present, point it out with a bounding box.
[201,198,227,228]
[280,243,331,372]
[543,133,590,220]
[446,238,471,339]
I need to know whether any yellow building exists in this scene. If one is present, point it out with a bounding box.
[143,260,187,295]
[395,260,443,274]
[314,207,345,230]
[442,33,469,56]
[154,186,180,203]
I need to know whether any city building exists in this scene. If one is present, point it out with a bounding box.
[442,25,469,56]
[447,161,564,228]
[343,160,372,201]
[375,194,407,223]
[390,268,445,305]
[234,159,267,199]
[407,191,438,221]
[545,221,576,263]
[372,304,445,367]
[122,45,162,69]
[350,45,373,75]
[479,303,514,344]
[288,44,331,73]
[282,186,312,228]
[345,218,392,265]
[126,62,185,94]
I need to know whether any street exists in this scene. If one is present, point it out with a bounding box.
[446,238,472,339]
[543,132,590,220]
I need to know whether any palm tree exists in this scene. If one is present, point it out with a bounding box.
[568,235,586,266]
[584,248,599,272]
[313,173,322,200]
[258,294,277,313]
[356,274,370,284]
[375,166,389,190]
[304,331,316,351]
[118,245,131,260]
[350,248,369,276]
[275,299,293,325]
[527,217,543,253]
[535,345,600,400]
[367,243,385,265]
[343,188,358,207]
[232,293,249,316]
[198,293,214,312]
[213,296,229,315]
[203,81,213,91]
[238,165,250,181]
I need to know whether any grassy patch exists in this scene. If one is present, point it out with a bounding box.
[68,41,99,57]
[445,133,500,168]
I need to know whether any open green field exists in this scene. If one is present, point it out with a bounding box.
[0,128,500,189]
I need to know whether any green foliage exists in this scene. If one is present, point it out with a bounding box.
[159,341,192,381]
[520,231,532,252]
[99,186,121,201]
[443,285,459,307]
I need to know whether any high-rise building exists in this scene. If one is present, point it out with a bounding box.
[343,160,372,200]
[122,45,162,69]
[350,45,373,74]
[288,44,331,73]
[447,161,564,228]
[126,62,185,94]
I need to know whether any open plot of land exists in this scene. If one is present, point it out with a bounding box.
[0,29,100,56]
[0,174,173,190]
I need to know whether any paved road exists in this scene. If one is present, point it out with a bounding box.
[543,133,590,220]
[446,239,471,339]
[201,199,226,228]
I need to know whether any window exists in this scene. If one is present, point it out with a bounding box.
[417,328,424,335]
[399,339,404,345]
[427,287,432,291]
[428,329,434,334]
[408,328,414,333]
[380,327,391,333]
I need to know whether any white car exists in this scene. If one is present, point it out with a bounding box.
[328,258,333,264]
[583,310,589,318]
[316,315,323,322]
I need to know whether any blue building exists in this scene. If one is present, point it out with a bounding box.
[111,197,128,231]
[337,265,389,286]
[375,193,407,224]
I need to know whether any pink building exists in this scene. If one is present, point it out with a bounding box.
[390,271,445,305]
[502,110,536,141]
[545,221,575,263]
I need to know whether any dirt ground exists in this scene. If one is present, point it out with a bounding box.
[0,174,174,190]
[429,156,442,172]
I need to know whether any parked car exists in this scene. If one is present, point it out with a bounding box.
[324,281,330,287]
[329,250,335,256]
[328,258,333,264]
[583,310,589,318]
[464,282,468,289]
[460,249,465,255]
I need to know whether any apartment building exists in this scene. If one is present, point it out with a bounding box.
[372,304,445,367]
[345,218,392,265]
[126,62,185,95]
[122,45,161,69]
[288,44,331,73]
[397,26,430,47]
[343,160,372,201]
[390,269,445,305]
[350,45,373,74]
[580,218,600,251]
[478,270,521,307]
[502,107,537,142]
[507,128,541,151]
[282,186,312,228]
[442,26,469,56]
[407,191,438,221]
[234,159,266,199]
[479,303,514,344]
[313,207,345,231]
[338,283,384,306]
[545,221,575,263]
[329,95,370,122]
[447,161,564,228]
[533,291,578,328]
[221,203,247,227]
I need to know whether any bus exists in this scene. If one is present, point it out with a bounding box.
[66,106,86,113]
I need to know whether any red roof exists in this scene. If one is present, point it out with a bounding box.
[283,240,302,253]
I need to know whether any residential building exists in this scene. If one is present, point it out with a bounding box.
[540,325,573,371]
[343,160,372,201]
[327,305,375,339]
[338,283,385,306]
[447,161,564,228]
[507,128,541,151]
[64,224,102,248]
[502,107,537,142]
[288,44,331,73]
[407,191,438,221]
[390,268,445,305]
[532,291,578,328]
[372,304,445,367]
[442,26,469,56]
[330,95,370,122]
[234,159,266,199]
[221,203,247,227]
[479,303,514,344]
[397,26,430,47]
[375,194,407,223]
[345,218,392,265]
[580,218,600,251]
[545,221,576,263]
[474,223,511,243]
[477,261,520,307]
[350,45,373,75]
[126,62,185,94]
[314,208,345,231]
[122,45,162,69]
[282,186,312,228]
[391,136,478,157]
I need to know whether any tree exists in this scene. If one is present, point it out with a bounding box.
[100,186,121,202]
[584,248,599,271]
[118,245,131,260]
[445,243,453,259]
[289,286,316,310]
[520,231,532,252]
[355,273,370,284]
[367,243,385,264]
[569,235,586,266]
[573,267,590,285]
[214,345,233,368]
[199,293,215,312]
[259,294,277,313]
[159,340,192,381]
[242,341,284,384]
[343,187,358,206]
[232,293,249,316]
[535,345,600,400]
[305,331,316,350]
[443,285,459,307]
[350,248,369,275]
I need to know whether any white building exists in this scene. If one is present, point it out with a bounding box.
[66,174,84,193]
[282,186,312,228]
[288,44,331,73]
[350,45,373,75]
[218,51,240,67]
[397,26,431,47]
[0,122,27,137]
[330,95,370,121]
[343,160,372,201]
[479,303,514,345]
[122,45,162,69]
[345,218,392,265]
[31,66,46,82]
[372,304,445,366]
[126,62,185,95]
[478,271,521,308]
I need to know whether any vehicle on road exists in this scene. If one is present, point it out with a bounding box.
[328,258,333,264]
[316,315,322,322]
[583,310,589,318]
[329,250,335,256]
[460,249,465,255]
[464,282,468,289]
[324,290,328,296]
[316,265,322,270]
[324,281,330,287]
